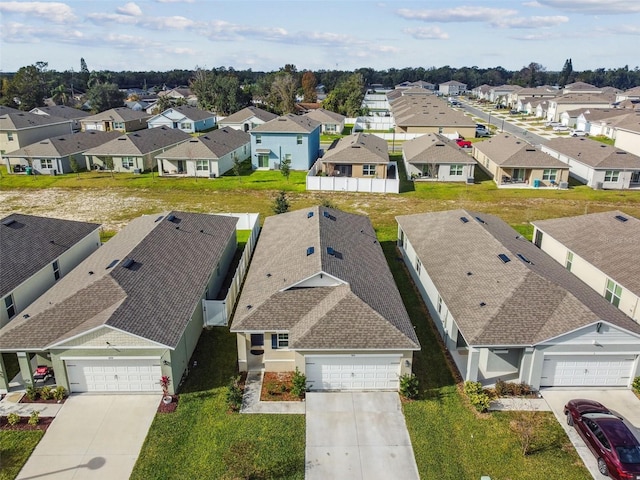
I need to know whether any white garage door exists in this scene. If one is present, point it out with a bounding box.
[540,355,636,387]
[305,355,401,391]
[65,358,163,393]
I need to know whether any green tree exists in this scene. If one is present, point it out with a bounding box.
[559,58,573,87]
[269,72,298,114]
[232,155,242,182]
[322,73,364,116]
[153,94,173,114]
[69,155,81,178]
[104,156,115,178]
[7,63,49,110]
[189,68,249,115]
[51,84,69,105]
[272,190,290,214]
[86,82,125,113]
[280,155,291,181]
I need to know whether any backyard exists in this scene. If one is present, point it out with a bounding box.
[2,162,639,479]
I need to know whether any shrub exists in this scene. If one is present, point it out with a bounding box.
[632,377,640,395]
[25,386,39,402]
[53,386,67,401]
[265,380,280,396]
[464,381,491,412]
[226,375,243,413]
[40,385,54,400]
[399,373,420,400]
[290,368,307,399]
[494,379,507,397]
[28,410,40,426]
[493,380,533,397]
[7,412,20,426]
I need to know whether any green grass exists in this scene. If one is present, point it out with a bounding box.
[0,431,45,480]
[130,328,305,480]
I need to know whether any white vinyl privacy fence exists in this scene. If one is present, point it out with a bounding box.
[306,160,400,194]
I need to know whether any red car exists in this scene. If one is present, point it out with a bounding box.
[564,399,640,479]
[456,138,472,148]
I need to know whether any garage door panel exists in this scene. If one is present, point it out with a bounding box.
[541,355,635,387]
[66,359,162,393]
[305,355,401,391]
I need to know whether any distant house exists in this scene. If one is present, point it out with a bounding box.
[562,82,602,95]
[540,137,640,189]
[0,106,73,155]
[158,87,197,106]
[0,214,101,330]
[147,105,216,133]
[157,127,250,178]
[575,109,633,137]
[614,113,640,157]
[532,210,640,323]
[250,114,321,170]
[473,133,569,188]
[83,126,191,172]
[389,94,476,137]
[303,108,346,134]
[396,209,640,389]
[546,94,613,123]
[218,106,277,132]
[0,212,239,394]
[230,206,419,390]
[3,130,120,175]
[438,80,467,96]
[395,80,435,91]
[402,133,475,182]
[79,107,151,133]
[30,106,90,132]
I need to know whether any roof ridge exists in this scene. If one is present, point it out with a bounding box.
[289,284,350,342]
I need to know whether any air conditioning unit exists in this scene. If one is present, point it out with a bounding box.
[594,181,603,190]
[559,181,569,189]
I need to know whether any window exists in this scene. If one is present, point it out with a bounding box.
[296,134,303,145]
[604,170,619,182]
[449,164,464,176]
[196,160,208,171]
[542,169,557,181]
[534,230,543,248]
[326,124,336,132]
[258,154,269,168]
[594,428,611,450]
[605,279,622,307]
[362,164,376,176]
[255,134,262,144]
[122,157,135,168]
[4,295,15,319]
[7,132,14,141]
[39,158,54,169]
[416,258,422,275]
[113,122,125,130]
[180,122,192,130]
[437,296,443,314]
[53,260,60,281]
[565,251,573,271]
[272,333,289,349]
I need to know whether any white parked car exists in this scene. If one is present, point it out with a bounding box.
[553,124,569,131]
[570,129,588,137]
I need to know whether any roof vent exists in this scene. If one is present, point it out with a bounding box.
[460,216,469,223]
[307,247,315,256]
[122,258,135,269]
[615,215,628,222]
[118,137,127,141]
[106,259,119,269]
[480,302,487,307]
[327,247,335,256]
[498,254,511,263]
[1,219,16,226]
[167,214,176,222]
[475,216,485,224]
[516,253,533,264]
[307,211,314,218]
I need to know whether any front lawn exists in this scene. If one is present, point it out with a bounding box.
[130,328,305,480]
[0,431,44,480]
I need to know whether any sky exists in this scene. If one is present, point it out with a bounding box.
[1,0,639,73]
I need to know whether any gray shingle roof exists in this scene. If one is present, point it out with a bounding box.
[474,133,567,168]
[403,133,475,165]
[0,212,237,350]
[30,106,91,121]
[0,107,71,130]
[532,211,640,298]
[303,108,346,124]
[84,126,191,156]
[321,133,388,165]
[543,137,640,169]
[152,105,215,122]
[396,210,640,346]
[0,214,100,297]
[80,107,151,124]
[156,127,249,160]
[231,207,419,351]
[251,114,321,133]
[390,96,475,128]
[4,131,121,158]
[219,106,278,125]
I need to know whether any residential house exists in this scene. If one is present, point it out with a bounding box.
[0,106,73,156]
[488,85,522,106]
[575,109,634,137]
[230,206,420,391]
[560,108,590,128]
[302,108,346,134]
[473,133,569,188]
[395,80,436,91]
[0,211,239,394]
[294,102,322,114]
[563,82,602,94]
[402,133,475,181]
[546,94,614,123]
[396,209,640,389]
[3,130,120,175]
[217,106,278,132]
[389,94,476,137]
[156,127,250,178]
[79,107,151,133]
[318,132,390,178]
[0,214,101,330]
[250,114,321,170]
[30,106,90,132]
[614,113,640,156]
[147,105,216,133]
[158,87,197,106]
[438,80,467,96]
[532,211,640,323]
[509,86,558,107]
[540,137,640,189]
[615,86,640,104]
[470,84,492,101]
[83,126,191,172]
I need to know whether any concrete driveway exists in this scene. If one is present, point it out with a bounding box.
[542,388,640,480]
[17,394,160,480]
[305,392,419,480]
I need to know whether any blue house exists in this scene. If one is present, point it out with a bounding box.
[250,114,321,171]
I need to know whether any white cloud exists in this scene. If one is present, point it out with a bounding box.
[155,0,194,3]
[404,26,449,39]
[1,21,85,44]
[117,2,143,17]
[0,1,76,24]
[397,6,517,23]
[536,0,640,14]
[493,15,569,28]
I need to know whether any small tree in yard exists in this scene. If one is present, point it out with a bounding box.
[399,373,419,400]
[69,155,81,178]
[280,155,291,181]
[232,156,242,182]
[104,156,114,178]
[226,375,243,412]
[290,368,307,399]
[272,190,290,214]
[510,405,545,456]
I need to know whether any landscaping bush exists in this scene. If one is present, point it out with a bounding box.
[290,368,307,399]
[28,410,40,426]
[463,381,491,412]
[633,377,640,395]
[7,412,20,426]
[25,386,39,402]
[53,386,67,401]
[399,373,420,400]
[265,380,280,396]
[40,385,54,400]
[225,375,243,413]
[494,379,533,397]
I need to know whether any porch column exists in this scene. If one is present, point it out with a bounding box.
[466,347,481,382]
[17,351,34,387]
[0,354,9,392]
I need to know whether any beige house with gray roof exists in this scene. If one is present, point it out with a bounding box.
[390,95,476,137]
[473,133,569,188]
[302,108,346,134]
[0,106,73,156]
[218,106,277,132]
[230,206,419,391]
[532,211,640,323]
[397,210,640,389]
[79,107,151,133]
[402,133,475,182]
[319,133,389,179]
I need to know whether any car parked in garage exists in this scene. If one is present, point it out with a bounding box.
[564,399,640,480]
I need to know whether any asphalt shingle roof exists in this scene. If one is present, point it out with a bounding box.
[219,106,278,124]
[474,133,567,168]
[4,131,121,158]
[403,133,475,165]
[543,137,640,169]
[251,114,321,134]
[321,133,388,165]
[84,126,191,156]
[0,107,71,130]
[231,206,419,350]
[303,108,346,124]
[80,107,151,124]
[156,127,249,160]
[0,214,100,297]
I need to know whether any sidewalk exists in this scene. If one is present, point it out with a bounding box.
[240,371,305,414]
[0,391,64,417]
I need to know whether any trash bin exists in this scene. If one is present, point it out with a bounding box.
[50,169,57,176]
[25,166,33,175]
[533,179,540,188]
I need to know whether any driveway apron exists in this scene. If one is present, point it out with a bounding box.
[305,392,419,480]
[17,394,160,480]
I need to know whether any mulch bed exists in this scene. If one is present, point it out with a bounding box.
[19,396,66,405]
[0,416,54,431]
[157,395,179,413]
[260,372,303,402]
